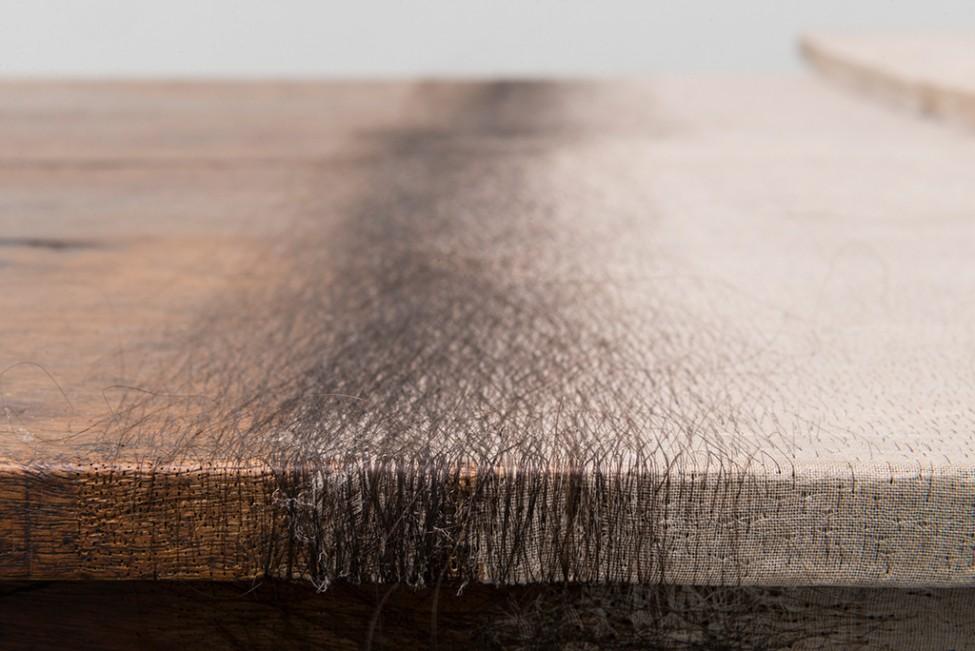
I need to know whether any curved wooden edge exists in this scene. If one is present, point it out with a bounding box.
[800,33,975,128]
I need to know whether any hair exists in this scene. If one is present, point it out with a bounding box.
[75,81,933,647]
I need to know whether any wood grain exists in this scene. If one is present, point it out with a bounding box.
[3,76,975,588]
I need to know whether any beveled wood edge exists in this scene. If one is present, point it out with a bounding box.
[2,456,974,583]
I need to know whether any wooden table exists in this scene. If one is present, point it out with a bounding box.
[3,34,975,648]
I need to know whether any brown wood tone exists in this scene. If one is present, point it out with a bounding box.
[4,71,975,590]
[0,82,447,580]
[0,463,278,580]
[0,152,324,582]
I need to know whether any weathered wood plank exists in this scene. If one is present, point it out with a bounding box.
[2,78,975,587]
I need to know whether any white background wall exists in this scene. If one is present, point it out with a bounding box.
[1,0,972,77]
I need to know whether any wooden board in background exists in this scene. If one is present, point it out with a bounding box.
[801,32,975,127]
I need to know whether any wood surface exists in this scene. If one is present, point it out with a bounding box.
[3,75,975,587]
[801,32,975,127]
[0,82,435,580]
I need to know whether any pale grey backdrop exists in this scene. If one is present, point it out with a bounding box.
[0,0,972,76]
